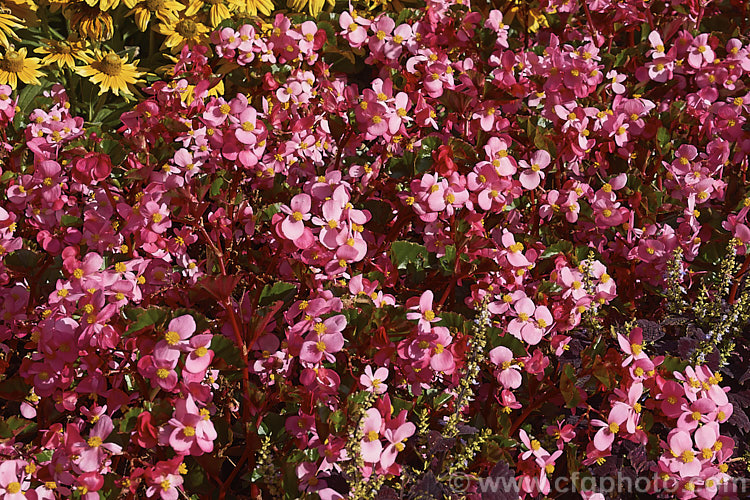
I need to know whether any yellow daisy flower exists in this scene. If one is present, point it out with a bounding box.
[236,0,273,17]
[285,0,331,16]
[0,12,22,48]
[83,0,123,11]
[156,15,209,53]
[34,37,92,69]
[76,50,143,96]
[2,0,38,24]
[124,0,185,32]
[185,0,241,27]
[64,4,114,41]
[0,47,43,89]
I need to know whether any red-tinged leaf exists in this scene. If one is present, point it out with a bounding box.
[199,275,241,301]
[0,377,30,401]
[560,364,581,409]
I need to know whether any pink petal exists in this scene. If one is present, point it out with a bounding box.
[281,218,305,240]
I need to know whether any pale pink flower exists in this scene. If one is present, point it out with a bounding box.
[360,366,389,394]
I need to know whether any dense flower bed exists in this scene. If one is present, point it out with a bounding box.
[0,0,750,498]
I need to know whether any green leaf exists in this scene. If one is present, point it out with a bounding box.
[211,335,245,368]
[119,407,143,433]
[0,416,35,439]
[17,83,45,114]
[661,355,690,374]
[438,244,457,274]
[434,392,453,408]
[259,282,297,307]
[560,364,581,409]
[210,176,225,197]
[437,312,467,333]
[123,307,168,336]
[4,249,40,271]
[541,241,573,259]
[657,126,671,152]
[61,215,83,227]
[390,241,429,270]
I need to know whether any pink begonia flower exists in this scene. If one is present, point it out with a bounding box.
[360,408,382,463]
[280,193,312,241]
[656,380,687,418]
[74,416,122,472]
[64,252,104,281]
[613,382,643,434]
[677,397,716,431]
[648,31,666,58]
[141,201,172,234]
[694,421,719,462]
[535,450,563,495]
[406,290,440,332]
[138,353,179,391]
[688,34,714,69]
[76,472,104,500]
[498,389,522,413]
[146,467,184,500]
[0,461,33,500]
[489,346,522,389]
[559,267,587,301]
[300,330,345,364]
[580,492,606,500]
[591,405,628,451]
[300,314,347,363]
[547,422,576,447]
[339,11,370,48]
[606,70,626,94]
[694,365,730,406]
[666,430,702,477]
[161,396,217,456]
[184,334,214,373]
[234,106,264,146]
[360,366,388,394]
[617,327,646,366]
[380,421,416,468]
[482,136,516,176]
[430,326,455,372]
[518,150,551,190]
[507,297,552,345]
[500,231,530,267]
[159,314,195,351]
[519,429,549,460]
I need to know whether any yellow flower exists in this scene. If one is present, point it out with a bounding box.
[34,37,92,69]
[76,50,143,97]
[156,15,209,53]
[285,0,330,16]
[186,0,240,27]
[0,12,22,48]
[502,1,549,33]
[236,0,273,17]
[64,4,115,40]
[124,0,185,32]
[2,0,38,24]
[0,47,43,89]
[83,0,123,11]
